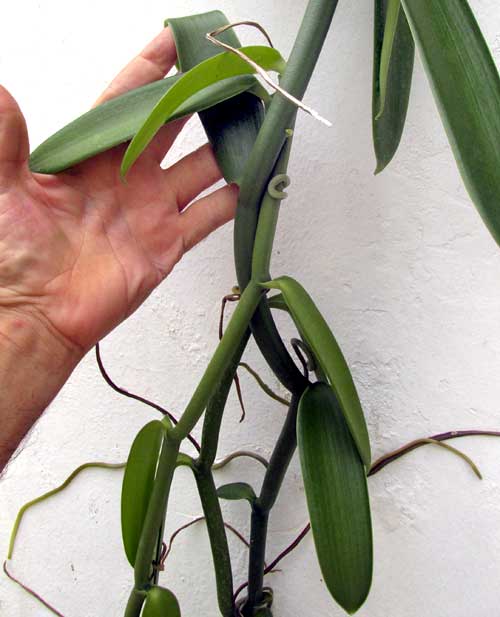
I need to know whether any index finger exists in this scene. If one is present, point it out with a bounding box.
[94,28,177,107]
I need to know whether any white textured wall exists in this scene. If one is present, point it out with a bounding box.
[1,1,500,615]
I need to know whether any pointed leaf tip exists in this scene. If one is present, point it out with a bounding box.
[372,0,415,173]
[264,276,371,467]
[121,46,285,177]
[298,383,373,613]
[401,0,500,245]
[216,482,257,504]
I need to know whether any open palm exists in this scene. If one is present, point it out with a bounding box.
[0,28,237,354]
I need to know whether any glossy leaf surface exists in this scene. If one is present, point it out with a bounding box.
[121,420,165,567]
[143,586,181,617]
[373,0,415,173]
[401,0,500,245]
[29,74,258,174]
[121,46,285,177]
[216,482,256,504]
[298,382,373,614]
[264,276,371,467]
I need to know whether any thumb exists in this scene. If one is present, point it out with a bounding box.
[0,85,30,189]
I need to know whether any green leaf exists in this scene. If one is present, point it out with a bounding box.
[267,292,289,312]
[121,45,286,177]
[167,10,242,72]
[30,10,268,180]
[401,0,500,245]
[29,73,258,174]
[373,0,415,173]
[143,586,181,617]
[216,482,256,504]
[167,10,266,184]
[263,276,371,467]
[121,420,165,567]
[297,382,373,614]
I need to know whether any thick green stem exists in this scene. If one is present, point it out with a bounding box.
[251,194,280,283]
[137,4,340,603]
[134,435,180,588]
[248,127,306,395]
[124,589,146,617]
[235,0,340,266]
[235,5,341,608]
[245,508,269,614]
[234,0,340,395]
[195,470,234,617]
[249,306,308,394]
[249,126,309,395]
[250,131,293,283]
[258,396,300,513]
[198,333,250,469]
[170,284,262,441]
[244,395,301,615]
[194,333,250,616]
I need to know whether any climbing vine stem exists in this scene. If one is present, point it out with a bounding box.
[242,394,303,615]
[234,0,342,395]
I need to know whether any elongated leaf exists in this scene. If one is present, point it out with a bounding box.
[298,382,373,614]
[121,420,165,567]
[168,10,266,184]
[121,46,285,177]
[263,276,371,467]
[29,74,258,174]
[216,482,256,504]
[30,76,174,173]
[143,586,181,617]
[401,0,500,245]
[373,0,415,173]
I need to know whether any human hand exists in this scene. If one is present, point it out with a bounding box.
[0,27,237,355]
[0,28,237,470]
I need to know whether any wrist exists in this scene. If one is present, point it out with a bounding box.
[0,307,83,472]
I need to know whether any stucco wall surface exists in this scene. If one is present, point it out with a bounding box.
[1,1,500,615]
